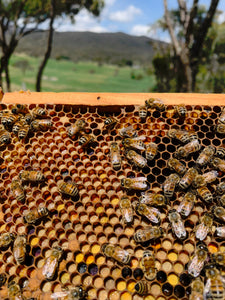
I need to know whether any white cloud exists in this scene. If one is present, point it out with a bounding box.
[218,11,225,23]
[109,5,142,23]
[130,24,151,36]
[130,24,171,42]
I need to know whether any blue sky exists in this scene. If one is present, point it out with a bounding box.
[53,0,225,41]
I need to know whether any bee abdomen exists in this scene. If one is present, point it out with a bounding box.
[58,181,78,197]
[134,281,149,295]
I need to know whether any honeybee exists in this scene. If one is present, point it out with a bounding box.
[24,113,33,124]
[168,209,186,240]
[79,134,94,147]
[219,194,225,207]
[216,182,225,194]
[212,252,225,267]
[19,170,45,182]
[31,107,46,118]
[139,192,166,206]
[179,167,198,189]
[119,125,137,138]
[11,180,25,203]
[18,124,30,140]
[197,186,213,203]
[213,206,225,223]
[8,280,25,300]
[101,243,131,264]
[219,107,225,124]
[126,150,147,168]
[120,196,133,224]
[196,145,215,166]
[58,181,78,197]
[13,235,26,264]
[188,243,208,277]
[215,146,225,158]
[23,207,49,224]
[104,117,117,130]
[163,173,180,198]
[134,281,149,295]
[141,250,157,281]
[175,104,187,118]
[67,119,86,139]
[145,98,165,111]
[0,232,15,248]
[51,285,87,300]
[42,246,63,280]
[215,226,225,238]
[193,171,218,188]
[136,203,161,224]
[167,158,186,175]
[121,177,148,191]
[133,226,164,243]
[145,143,158,161]
[190,278,204,300]
[0,124,11,145]
[216,123,225,134]
[204,265,225,300]
[195,213,213,241]
[177,192,196,217]
[138,105,148,120]
[175,139,201,158]
[1,112,19,127]
[122,136,146,151]
[11,104,29,114]
[30,119,53,131]
[167,129,190,144]
[189,130,199,141]
[12,119,25,135]
[211,157,225,172]
[110,142,121,170]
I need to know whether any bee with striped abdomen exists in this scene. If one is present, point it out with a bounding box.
[121,177,148,191]
[0,232,15,249]
[125,149,147,169]
[30,119,53,131]
[134,281,149,295]
[101,243,130,264]
[0,124,11,145]
[190,278,204,300]
[167,158,186,175]
[216,123,225,134]
[193,170,218,188]
[212,252,225,267]
[1,112,19,127]
[218,107,225,124]
[168,209,186,240]
[195,213,213,241]
[179,167,198,190]
[13,234,27,264]
[11,104,29,114]
[139,192,166,206]
[142,250,157,281]
[51,285,87,300]
[57,181,78,197]
[18,123,30,140]
[133,226,164,243]
[138,105,148,120]
[119,125,137,138]
[122,136,145,151]
[145,98,165,111]
[204,265,225,300]
[216,182,225,194]
[197,186,213,203]
[188,243,208,277]
[11,179,25,203]
[196,145,215,166]
[8,280,25,300]
[212,206,225,223]
[145,143,158,161]
[23,207,49,224]
[175,104,187,118]
[42,246,63,280]
[12,118,25,135]
[31,107,46,118]
[177,192,196,217]
[163,173,180,199]
[136,203,161,224]
[215,146,225,158]
[104,117,117,130]
[210,157,225,172]
[79,134,94,148]
[19,170,45,182]
[167,128,190,144]
[120,196,133,224]
[110,142,121,170]
[175,139,201,158]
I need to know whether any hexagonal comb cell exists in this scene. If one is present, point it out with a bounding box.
[0,101,225,299]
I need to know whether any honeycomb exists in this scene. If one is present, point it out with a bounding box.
[0,102,224,300]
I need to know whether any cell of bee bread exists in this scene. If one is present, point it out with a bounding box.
[133,226,164,243]
[167,128,190,144]
[197,186,213,203]
[196,145,215,166]
[216,182,225,194]
[175,104,187,118]
[189,278,204,300]
[0,273,6,287]
[193,170,218,188]
[19,170,45,183]
[13,234,26,264]
[218,107,225,124]
[0,232,15,249]
[145,98,165,111]
[212,252,225,267]
[42,246,64,281]
[215,146,225,158]
[119,196,133,224]
[121,177,148,191]
[57,181,78,197]
[101,243,131,264]
[139,192,166,206]
[31,107,46,118]
[79,134,94,148]
[179,167,198,190]
[141,249,157,281]
[51,285,87,300]
[216,123,225,134]
[11,104,29,114]
[175,139,201,158]
[11,179,25,203]
[134,281,150,295]
[122,136,145,151]
[210,157,225,172]
[30,119,52,132]
[212,206,225,223]
[145,143,158,161]
[119,125,137,138]
[23,207,49,224]
[163,173,180,199]
[215,226,225,238]
[136,203,161,224]
[67,119,86,139]
[8,280,25,300]
[167,158,186,175]
[177,192,196,217]
[125,149,147,169]
[168,209,186,240]
[104,117,117,130]
[0,124,11,145]
[187,243,208,277]
[204,265,225,300]
[110,142,121,170]
[195,213,213,241]
[18,123,30,140]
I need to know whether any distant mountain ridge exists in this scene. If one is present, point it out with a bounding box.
[16,31,165,65]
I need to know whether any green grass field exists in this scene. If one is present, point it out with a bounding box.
[8,53,155,92]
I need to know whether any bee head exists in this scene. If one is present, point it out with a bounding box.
[101,243,108,253]
[159,227,164,236]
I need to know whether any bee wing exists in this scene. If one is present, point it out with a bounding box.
[203,278,211,300]
[43,256,58,278]
[134,177,147,182]
[51,291,69,299]
[133,135,146,141]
